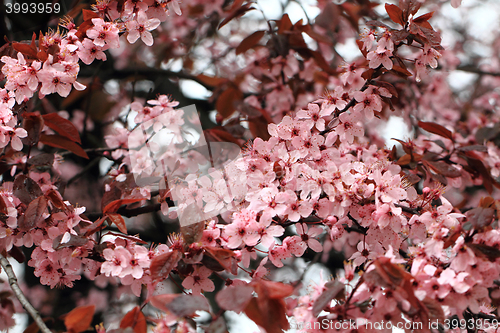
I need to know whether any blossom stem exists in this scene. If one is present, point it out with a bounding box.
[0,254,52,333]
[169,273,189,295]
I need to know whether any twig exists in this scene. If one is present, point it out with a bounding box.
[67,157,101,185]
[455,65,500,77]
[59,147,127,157]
[86,202,163,220]
[0,254,52,333]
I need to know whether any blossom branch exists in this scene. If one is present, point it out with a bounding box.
[0,254,51,333]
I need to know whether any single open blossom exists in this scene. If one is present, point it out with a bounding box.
[419,45,441,69]
[0,127,27,151]
[77,38,108,65]
[182,266,214,294]
[335,111,364,144]
[287,223,323,256]
[296,103,325,131]
[126,11,161,46]
[86,18,120,49]
[223,209,260,248]
[34,259,62,288]
[353,90,382,120]
[366,33,394,70]
[101,246,133,277]
[350,241,379,268]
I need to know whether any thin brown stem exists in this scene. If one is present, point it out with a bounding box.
[0,254,52,333]
[456,65,500,77]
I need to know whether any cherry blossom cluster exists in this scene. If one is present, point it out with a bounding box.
[0,0,180,108]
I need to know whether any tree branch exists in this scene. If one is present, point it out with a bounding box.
[0,254,52,333]
[456,65,500,77]
[86,203,164,220]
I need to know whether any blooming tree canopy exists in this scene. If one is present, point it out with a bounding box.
[0,0,500,332]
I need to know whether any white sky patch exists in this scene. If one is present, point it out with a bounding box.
[180,79,212,99]
[382,116,412,148]
[225,311,261,332]
[466,4,500,43]
[447,71,478,91]
[336,38,361,63]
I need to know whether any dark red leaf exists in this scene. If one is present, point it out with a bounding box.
[75,19,95,40]
[244,297,289,333]
[216,285,254,313]
[106,213,127,234]
[312,280,344,317]
[120,306,147,333]
[8,246,25,264]
[392,64,412,77]
[422,297,445,322]
[277,14,293,34]
[148,294,177,313]
[12,42,37,59]
[236,30,265,55]
[64,305,95,333]
[465,207,495,231]
[254,280,294,300]
[45,189,66,210]
[27,153,55,169]
[218,2,255,29]
[461,152,500,194]
[53,234,90,249]
[413,12,434,30]
[22,112,44,146]
[248,116,271,141]
[204,246,238,275]
[385,4,405,26]
[373,81,399,98]
[82,216,107,237]
[180,220,205,245]
[21,196,48,231]
[216,87,242,120]
[42,113,82,144]
[468,243,500,261]
[150,250,182,281]
[457,145,487,152]
[300,25,332,45]
[13,175,43,206]
[149,294,210,317]
[196,74,228,88]
[103,198,145,215]
[418,121,453,140]
[40,134,89,159]
[82,9,100,21]
[0,195,8,215]
[423,160,461,178]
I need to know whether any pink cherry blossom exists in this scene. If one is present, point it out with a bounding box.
[126,12,161,46]
[101,246,133,277]
[181,266,215,294]
[86,18,120,49]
